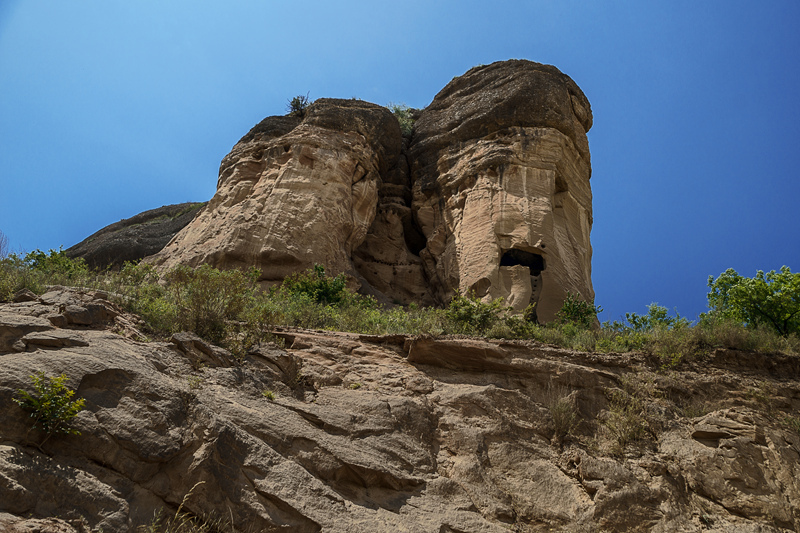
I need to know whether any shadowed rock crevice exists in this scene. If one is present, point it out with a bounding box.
[499,249,545,274]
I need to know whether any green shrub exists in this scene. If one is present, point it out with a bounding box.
[624,303,689,332]
[0,248,92,301]
[707,266,800,336]
[388,102,414,136]
[287,92,312,118]
[445,290,510,335]
[282,264,348,306]
[23,248,88,277]
[14,371,86,449]
[556,292,602,329]
[165,264,260,345]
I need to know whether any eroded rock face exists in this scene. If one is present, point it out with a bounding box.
[1,290,798,532]
[409,60,594,321]
[147,99,402,283]
[133,60,595,317]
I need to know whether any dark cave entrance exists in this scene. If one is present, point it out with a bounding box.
[499,249,545,276]
[499,248,545,323]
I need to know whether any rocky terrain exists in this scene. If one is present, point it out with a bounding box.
[69,60,594,322]
[1,287,798,532]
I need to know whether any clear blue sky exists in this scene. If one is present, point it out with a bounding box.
[1,1,798,322]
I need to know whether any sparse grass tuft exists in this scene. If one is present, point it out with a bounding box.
[599,374,664,455]
[544,381,581,447]
[785,415,800,435]
[187,376,204,390]
[138,482,238,533]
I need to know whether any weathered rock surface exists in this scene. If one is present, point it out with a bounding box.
[147,99,402,284]
[409,60,594,321]
[1,289,798,532]
[105,59,593,315]
[65,203,205,270]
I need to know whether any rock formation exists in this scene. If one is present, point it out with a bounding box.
[135,60,594,319]
[409,60,594,320]
[147,100,403,285]
[1,289,799,532]
[65,202,205,270]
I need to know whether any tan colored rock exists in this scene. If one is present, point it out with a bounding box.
[75,60,597,318]
[148,99,402,283]
[352,135,435,306]
[409,60,594,321]
[1,289,799,532]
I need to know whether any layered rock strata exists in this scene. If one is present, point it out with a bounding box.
[1,289,799,532]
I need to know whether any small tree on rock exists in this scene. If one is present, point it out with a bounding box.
[287,93,312,118]
[14,372,86,450]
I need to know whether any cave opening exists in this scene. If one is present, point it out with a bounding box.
[500,249,545,276]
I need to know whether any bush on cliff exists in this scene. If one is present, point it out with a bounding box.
[445,290,510,335]
[388,103,414,136]
[555,291,602,329]
[287,93,312,118]
[14,371,86,450]
[282,264,349,306]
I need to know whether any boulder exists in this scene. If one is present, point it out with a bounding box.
[71,60,596,319]
[408,60,595,321]
[65,203,205,271]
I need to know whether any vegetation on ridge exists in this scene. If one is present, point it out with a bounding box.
[287,92,312,118]
[0,248,798,368]
[388,102,415,136]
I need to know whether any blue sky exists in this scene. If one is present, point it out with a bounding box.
[1,1,798,322]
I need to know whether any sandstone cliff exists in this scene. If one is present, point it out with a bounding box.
[1,289,798,532]
[409,60,594,320]
[136,60,594,320]
[147,100,402,285]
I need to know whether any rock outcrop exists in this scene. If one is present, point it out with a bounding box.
[409,61,594,320]
[65,203,205,270]
[1,289,799,532]
[128,60,593,318]
[147,100,402,284]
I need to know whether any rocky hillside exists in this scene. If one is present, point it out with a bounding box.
[1,288,798,532]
